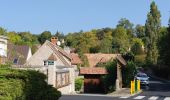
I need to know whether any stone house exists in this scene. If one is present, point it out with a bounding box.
[25,37,75,94]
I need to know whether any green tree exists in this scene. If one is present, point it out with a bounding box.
[0,27,7,36]
[7,32,22,44]
[131,38,144,55]
[117,18,134,37]
[135,25,145,38]
[77,32,98,53]
[145,1,161,64]
[112,27,130,53]
[38,31,52,44]
[159,18,170,66]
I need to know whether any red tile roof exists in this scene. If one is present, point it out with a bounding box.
[80,67,108,75]
[84,53,117,67]
[70,53,82,65]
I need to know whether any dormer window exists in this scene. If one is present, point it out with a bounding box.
[44,60,54,66]
[48,60,54,65]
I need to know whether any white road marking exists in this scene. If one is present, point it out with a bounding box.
[164,97,170,100]
[149,96,159,100]
[134,96,145,99]
[120,96,129,99]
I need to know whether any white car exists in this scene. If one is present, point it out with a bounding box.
[135,73,149,85]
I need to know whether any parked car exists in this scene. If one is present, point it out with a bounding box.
[135,72,149,86]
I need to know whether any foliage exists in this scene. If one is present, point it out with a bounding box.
[131,38,144,55]
[101,61,117,93]
[122,61,137,87]
[112,27,130,53]
[38,31,52,44]
[75,78,83,91]
[158,19,170,66]
[0,68,61,100]
[135,24,145,38]
[78,52,89,67]
[145,1,161,64]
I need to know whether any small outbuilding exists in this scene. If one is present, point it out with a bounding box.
[80,53,127,93]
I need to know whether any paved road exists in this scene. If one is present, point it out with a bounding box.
[60,76,170,100]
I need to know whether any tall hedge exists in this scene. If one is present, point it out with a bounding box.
[0,68,61,100]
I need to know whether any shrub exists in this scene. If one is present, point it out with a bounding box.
[75,78,83,91]
[122,61,137,87]
[101,61,117,93]
[0,68,61,100]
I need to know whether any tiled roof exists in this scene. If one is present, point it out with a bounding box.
[116,55,127,66]
[84,53,117,67]
[70,53,82,65]
[7,44,30,65]
[80,67,108,75]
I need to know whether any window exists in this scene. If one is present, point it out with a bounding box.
[13,58,18,64]
[48,60,54,65]
[44,61,47,66]
[56,72,70,88]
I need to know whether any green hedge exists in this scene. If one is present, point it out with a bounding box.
[75,78,83,91]
[0,68,61,100]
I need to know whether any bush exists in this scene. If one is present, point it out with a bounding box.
[75,78,83,91]
[101,61,117,93]
[122,61,137,87]
[0,68,61,100]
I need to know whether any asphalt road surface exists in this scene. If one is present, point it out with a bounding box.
[60,76,170,100]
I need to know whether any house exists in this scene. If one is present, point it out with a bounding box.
[25,37,75,94]
[80,53,126,93]
[70,53,82,77]
[0,35,32,65]
[7,44,32,65]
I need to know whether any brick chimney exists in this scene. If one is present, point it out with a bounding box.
[51,37,57,45]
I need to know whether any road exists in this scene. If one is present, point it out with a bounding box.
[59,76,170,100]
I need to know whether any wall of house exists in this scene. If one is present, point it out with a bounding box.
[26,42,66,66]
[0,36,7,57]
[26,47,32,61]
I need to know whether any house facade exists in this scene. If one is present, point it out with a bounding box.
[0,35,32,65]
[25,38,75,94]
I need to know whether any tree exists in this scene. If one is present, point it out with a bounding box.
[158,18,170,66]
[117,18,134,37]
[0,27,7,36]
[131,38,144,55]
[55,31,64,40]
[7,31,22,44]
[135,25,145,38]
[112,27,130,53]
[77,32,98,53]
[38,31,52,44]
[145,1,161,64]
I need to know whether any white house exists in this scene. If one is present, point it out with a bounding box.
[25,37,75,94]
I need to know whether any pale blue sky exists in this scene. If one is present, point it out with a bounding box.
[0,0,169,34]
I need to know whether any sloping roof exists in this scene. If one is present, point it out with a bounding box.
[70,53,82,65]
[46,41,71,67]
[116,55,127,66]
[80,67,108,75]
[7,44,30,65]
[84,53,118,67]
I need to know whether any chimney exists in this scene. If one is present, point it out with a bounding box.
[51,37,57,45]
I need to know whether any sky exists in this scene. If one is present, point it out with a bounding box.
[0,0,170,34]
